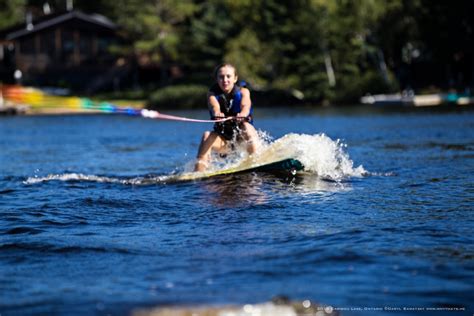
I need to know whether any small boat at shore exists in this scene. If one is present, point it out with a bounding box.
[360,92,474,107]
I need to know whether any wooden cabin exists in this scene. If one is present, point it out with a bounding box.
[0,10,122,92]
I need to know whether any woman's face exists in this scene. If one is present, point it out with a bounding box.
[216,65,238,94]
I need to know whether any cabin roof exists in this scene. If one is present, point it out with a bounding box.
[0,10,117,41]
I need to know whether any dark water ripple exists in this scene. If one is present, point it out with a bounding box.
[4,226,44,235]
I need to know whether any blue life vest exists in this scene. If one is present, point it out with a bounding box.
[209,82,253,121]
[209,82,254,140]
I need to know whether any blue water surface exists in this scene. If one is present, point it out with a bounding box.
[0,106,473,315]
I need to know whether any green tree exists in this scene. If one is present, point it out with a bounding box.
[316,0,399,101]
[0,0,27,29]
[268,0,328,100]
[105,0,197,85]
[205,0,330,100]
[231,0,329,100]
[224,28,273,89]
[180,0,235,83]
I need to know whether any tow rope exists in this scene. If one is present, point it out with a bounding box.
[140,109,232,123]
[86,103,233,123]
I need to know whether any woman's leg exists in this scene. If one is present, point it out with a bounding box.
[240,122,260,154]
[195,131,227,171]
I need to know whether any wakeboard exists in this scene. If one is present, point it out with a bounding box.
[172,158,304,182]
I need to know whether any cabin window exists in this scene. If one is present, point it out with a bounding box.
[79,33,92,57]
[20,37,35,54]
[39,30,55,57]
[61,29,74,62]
[97,38,111,54]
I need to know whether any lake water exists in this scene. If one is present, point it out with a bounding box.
[1,106,473,315]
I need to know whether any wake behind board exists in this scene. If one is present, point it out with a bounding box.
[172,158,304,182]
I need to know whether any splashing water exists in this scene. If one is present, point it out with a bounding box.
[24,133,366,185]
[24,173,170,185]
[258,133,367,181]
[25,173,119,185]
